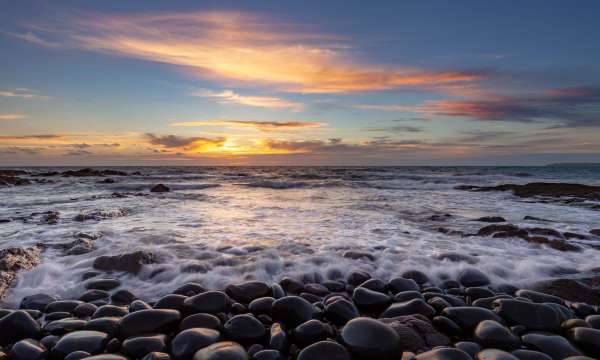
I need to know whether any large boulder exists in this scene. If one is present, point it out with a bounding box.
[93,251,154,274]
[379,314,450,353]
[532,279,600,306]
[0,245,44,299]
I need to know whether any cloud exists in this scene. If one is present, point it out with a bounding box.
[364,125,423,133]
[29,11,483,94]
[0,134,63,140]
[64,149,93,156]
[0,146,43,155]
[0,88,50,100]
[192,89,303,111]
[145,133,226,151]
[365,86,600,128]
[3,31,60,48]
[0,114,26,120]
[171,119,322,131]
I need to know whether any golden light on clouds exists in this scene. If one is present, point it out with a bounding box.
[191,89,303,111]
[49,11,482,94]
[170,119,323,132]
[0,114,26,120]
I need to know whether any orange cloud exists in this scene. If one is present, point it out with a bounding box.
[170,119,322,132]
[0,114,26,120]
[192,89,303,111]
[36,11,482,94]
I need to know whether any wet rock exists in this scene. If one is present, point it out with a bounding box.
[252,350,282,360]
[92,251,154,274]
[570,303,596,317]
[304,283,329,297]
[46,311,73,321]
[521,333,582,360]
[343,251,376,261]
[389,277,420,293]
[564,232,588,240]
[52,330,109,358]
[143,352,171,360]
[346,270,371,287]
[184,291,230,314]
[171,328,221,360]
[74,303,98,318]
[45,318,88,335]
[118,309,181,338]
[476,349,519,360]
[11,339,47,360]
[46,300,84,313]
[151,184,170,193]
[324,298,359,326]
[472,216,506,223]
[20,293,57,311]
[0,174,31,187]
[272,296,316,329]
[130,300,152,312]
[515,290,563,304]
[154,294,187,311]
[414,347,472,360]
[226,281,270,303]
[173,283,206,296]
[402,270,430,285]
[59,168,128,177]
[111,289,137,305]
[65,351,92,360]
[85,278,121,291]
[224,314,267,345]
[395,291,424,302]
[566,327,600,357]
[473,295,513,309]
[180,313,222,331]
[80,290,110,303]
[249,297,275,316]
[381,298,436,318]
[586,314,600,329]
[269,323,288,352]
[42,211,60,224]
[511,349,553,360]
[455,342,481,357]
[0,310,42,345]
[92,305,128,319]
[297,340,351,360]
[74,209,129,222]
[340,317,400,359]
[291,319,328,348]
[527,228,563,238]
[193,341,249,360]
[523,215,554,222]
[590,229,600,236]
[279,277,304,294]
[85,317,120,337]
[442,306,503,330]
[493,299,561,331]
[457,182,600,202]
[82,355,129,360]
[353,286,392,312]
[0,245,44,299]
[532,279,600,305]
[458,268,491,287]
[435,252,479,264]
[473,320,520,350]
[380,314,451,353]
[122,334,168,359]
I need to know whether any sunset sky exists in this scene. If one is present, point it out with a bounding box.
[1,0,600,165]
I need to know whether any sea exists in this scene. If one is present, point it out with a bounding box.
[1,165,599,305]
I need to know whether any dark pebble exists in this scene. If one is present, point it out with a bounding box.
[85,278,121,291]
[476,348,519,360]
[143,352,171,360]
[80,290,110,303]
[122,333,168,359]
[253,349,283,360]
[493,299,561,331]
[380,298,435,318]
[442,306,503,330]
[340,317,400,359]
[130,299,152,312]
[226,281,271,303]
[272,296,316,329]
[347,270,371,287]
[46,311,73,321]
[180,313,222,331]
[389,278,420,293]
[111,289,137,305]
[74,303,98,318]
[414,347,472,359]
[41,335,60,349]
[171,328,221,360]
[473,320,520,350]
[92,305,128,319]
[402,270,430,285]
[20,294,57,311]
[193,341,248,360]
[515,290,564,304]
[297,340,351,360]
[249,297,275,316]
[45,300,84,314]
[85,317,120,337]
[432,316,463,337]
[11,339,47,360]
[224,314,267,345]
[454,342,481,357]
[324,298,359,326]
[291,319,329,348]
[118,309,181,338]
[457,268,490,287]
[184,291,231,314]
[173,283,206,296]
[511,349,553,360]
[521,333,582,360]
[353,286,392,312]
[585,314,600,329]
[154,294,188,311]
[566,327,600,357]
[52,330,109,358]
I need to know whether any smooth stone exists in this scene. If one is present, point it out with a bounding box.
[106,338,121,352]
[143,352,172,360]
[45,318,88,335]
[92,305,128,319]
[45,300,84,314]
[252,349,282,360]
[74,304,98,318]
[122,333,168,359]
[271,296,316,329]
[130,300,152,312]
[566,327,600,357]
[515,290,564,304]
[380,299,435,318]
[41,335,60,349]
[230,302,247,315]
[249,297,275,316]
[180,313,222,331]
[570,303,596,318]
[304,283,329,297]
[473,295,513,310]
[402,270,430,285]
[297,340,351,360]
[11,339,47,360]
[193,341,249,360]
[428,297,452,312]
[224,314,267,345]
[511,349,553,360]
[118,309,181,338]
[347,270,371,286]
[85,317,120,337]
[291,319,328,348]
[271,284,285,299]
[247,344,264,357]
[225,281,271,303]
[279,277,304,294]
[184,291,230,314]
[52,330,109,358]
[394,291,424,302]
[380,315,451,354]
[324,298,359,326]
[0,310,42,345]
[423,293,466,307]
[353,286,392,312]
[415,347,472,360]
[65,351,91,360]
[585,315,600,329]
[154,294,188,311]
[476,349,519,360]
[173,283,206,296]
[83,355,129,360]
[269,323,287,352]
[455,342,481,357]
[466,287,496,300]
[85,278,121,291]
[493,300,561,331]
[359,278,387,292]
[299,292,321,304]
[562,319,590,330]
[46,311,73,321]
[432,316,463,337]
[340,317,400,359]
[458,268,490,287]
[389,278,420,293]
[521,333,582,360]
[171,328,222,360]
[111,289,136,305]
[545,303,574,323]
[20,294,57,311]
[473,320,520,350]
[442,306,504,330]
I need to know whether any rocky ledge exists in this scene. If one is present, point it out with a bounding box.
[457,182,600,210]
[0,245,44,300]
[2,270,600,360]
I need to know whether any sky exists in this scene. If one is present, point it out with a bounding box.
[1,0,600,166]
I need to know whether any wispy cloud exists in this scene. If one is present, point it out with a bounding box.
[0,114,26,120]
[0,134,63,140]
[27,11,483,94]
[145,133,226,152]
[364,125,423,133]
[3,31,61,48]
[171,119,322,131]
[0,146,43,155]
[192,89,303,111]
[0,88,50,99]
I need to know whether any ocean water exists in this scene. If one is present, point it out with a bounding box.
[1,165,599,305]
